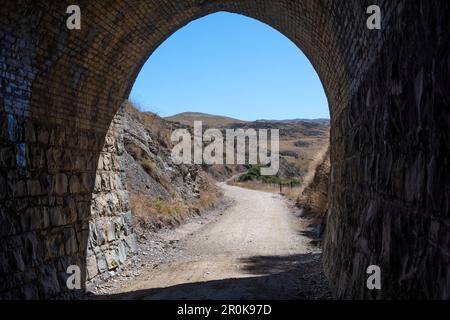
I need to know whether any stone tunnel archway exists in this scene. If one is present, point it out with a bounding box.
[0,1,449,299]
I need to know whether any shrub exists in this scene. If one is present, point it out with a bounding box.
[238,165,261,182]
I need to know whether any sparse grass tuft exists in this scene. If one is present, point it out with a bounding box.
[142,158,157,176]
[130,194,189,230]
[199,188,222,209]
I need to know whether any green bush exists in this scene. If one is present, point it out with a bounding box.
[238,165,261,182]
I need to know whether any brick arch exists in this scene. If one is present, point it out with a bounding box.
[24,0,355,130]
[1,1,449,299]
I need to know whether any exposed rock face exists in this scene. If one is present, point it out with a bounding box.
[122,103,221,233]
[123,105,202,202]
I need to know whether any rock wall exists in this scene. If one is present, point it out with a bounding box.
[87,104,136,283]
[324,2,450,299]
[0,115,102,299]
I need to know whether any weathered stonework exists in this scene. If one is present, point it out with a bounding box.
[87,104,136,282]
[0,115,102,299]
[0,0,449,299]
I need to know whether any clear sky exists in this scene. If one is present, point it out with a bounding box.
[129,12,329,121]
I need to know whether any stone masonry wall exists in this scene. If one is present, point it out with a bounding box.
[324,1,450,299]
[0,114,102,299]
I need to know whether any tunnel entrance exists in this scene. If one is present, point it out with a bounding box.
[1,1,449,299]
[84,12,331,298]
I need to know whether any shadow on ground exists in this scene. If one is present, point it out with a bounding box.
[93,254,332,300]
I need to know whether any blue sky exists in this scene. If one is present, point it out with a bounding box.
[129,12,329,121]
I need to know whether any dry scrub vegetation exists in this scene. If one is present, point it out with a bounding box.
[295,145,330,242]
[130,185,222,233]
[124,101,224,234]
[126,101,176,149]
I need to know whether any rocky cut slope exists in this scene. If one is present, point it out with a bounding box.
[86,102,223,284]
[296,146,330,243]
[122,102,222,235]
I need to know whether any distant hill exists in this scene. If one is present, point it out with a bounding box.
[166,111,330,179]
[255,118,330,125]
[165,112,246,128]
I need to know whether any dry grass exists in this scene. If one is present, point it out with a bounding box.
[141,157,172,192]
[129,177,223,232]
[296,144,330,233]
[130,194,186,218]
[125,100,226,233]
[298,144,330,196]
[142,158,156,176]
[130,189,223,232]
[283,186,305,202]
[277,128,330,175]
[130,193,190,231]
[199,188,222,209]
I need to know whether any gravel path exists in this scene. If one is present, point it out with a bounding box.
[91,183,331,300]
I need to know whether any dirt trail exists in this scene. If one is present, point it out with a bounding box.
[99,183,331,300]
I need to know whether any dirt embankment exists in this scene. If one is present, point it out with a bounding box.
[296,146,330,241]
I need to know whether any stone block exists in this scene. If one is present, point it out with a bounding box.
[105,250,119,270]
[105,222,116,242]
[69,175,81,194]
[28,145,46,169]
[46,148,62,171]
[95,252,108,273]
[0,174,6,199]
[49,127,65,146]
[24,121,36,143]
[86,254,98,280]
[124,234,137,253]
[11,180,27,198]
[54,174,68,195]
[45,233,65,260]
[27,179,41,196]
[64,228,78,255]
[117,241,127,264]
[29,208,50,230]
[37,127,49,145]
[37,268,60,299]
[80,173,93,192]
[49,205,76,227]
